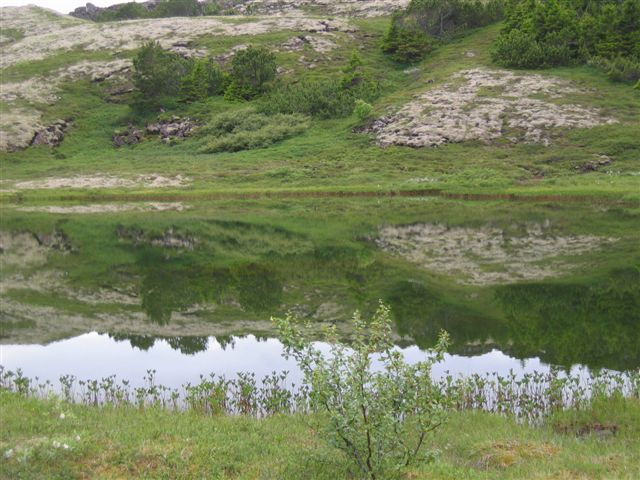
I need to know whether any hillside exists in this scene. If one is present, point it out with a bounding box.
[0,3,638,202]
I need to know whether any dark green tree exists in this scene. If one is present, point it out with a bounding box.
[132,41,191,109]
[227,46,277,99]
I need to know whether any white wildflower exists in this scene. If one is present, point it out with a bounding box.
[62,444,69,450]
[59,413,65,419]
[52,441,61,448]
[4,449,14,459]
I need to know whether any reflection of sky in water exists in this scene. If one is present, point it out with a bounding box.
[0,332,589,389]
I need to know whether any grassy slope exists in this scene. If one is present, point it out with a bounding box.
[1,21,639,202]
[1,391,639,479]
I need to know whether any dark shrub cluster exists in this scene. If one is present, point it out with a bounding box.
[492,0,640,82]
[259,53,380,119]
[382,0,505,63]
[131,42,275,110]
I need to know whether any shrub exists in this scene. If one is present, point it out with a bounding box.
[200,110,309,153]
[180,58,226,102]
[259,80,356,119]
[491,29,545,68]
[381,15,432,64]
[275,303,450,479]
[259,64,380,120]
[590,56,640,84]
[132,41,192,109]
[96,2,149,21]
[494,0,640,76]
[354,100,373,121]
[227,46,277,99]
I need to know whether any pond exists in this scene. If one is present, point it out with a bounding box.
[1,197,638,387]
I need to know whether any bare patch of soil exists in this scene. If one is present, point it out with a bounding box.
[368,68,617,148]
[376,222,617,285]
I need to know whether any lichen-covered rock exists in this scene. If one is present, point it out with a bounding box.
[112,124,144,147]
[31,119,72,148]
[146,116,198,142]
[367,69,618,148]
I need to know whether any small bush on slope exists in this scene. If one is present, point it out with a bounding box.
[199,110,309,153]
[225,46,277,100]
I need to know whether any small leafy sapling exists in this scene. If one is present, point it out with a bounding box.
[274,302,450,479]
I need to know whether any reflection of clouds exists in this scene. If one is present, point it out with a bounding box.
[0,332,582,391]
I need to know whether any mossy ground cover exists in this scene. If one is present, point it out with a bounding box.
[1,391,639,479]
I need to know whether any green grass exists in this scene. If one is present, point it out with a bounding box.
[1,391,638,479]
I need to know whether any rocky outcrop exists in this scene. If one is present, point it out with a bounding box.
[367,69,618,148]
[112,124,144,147]
[30,119,72,148]
[146,116,197,143]
[34,229,76,253]
[577,155,613,172]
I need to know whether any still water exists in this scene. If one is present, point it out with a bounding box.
[1,198,638,383]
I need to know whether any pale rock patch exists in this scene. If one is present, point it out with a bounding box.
[369,68,618,148]
[12,174,191,190]
[15,202,188,214]
[238,0,410,17]
[376,222,617,285]
[0,109,43,151]
[0,16,353,69]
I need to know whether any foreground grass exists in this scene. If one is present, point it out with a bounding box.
[1,391,638,479]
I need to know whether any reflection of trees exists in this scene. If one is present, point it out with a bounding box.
[166,336,209,355]
[138,257,283,324]
[495,268,640,371]
[110,334,156,351]
[232,263,283,314]
[387,280,500,355]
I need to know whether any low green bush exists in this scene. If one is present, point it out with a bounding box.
[200,110,309,153]
[259,73,379,120]
[491,29,545,68]
[354,100,374,121]
[590,56,640,84]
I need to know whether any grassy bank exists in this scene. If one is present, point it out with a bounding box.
[1,391,639,479]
